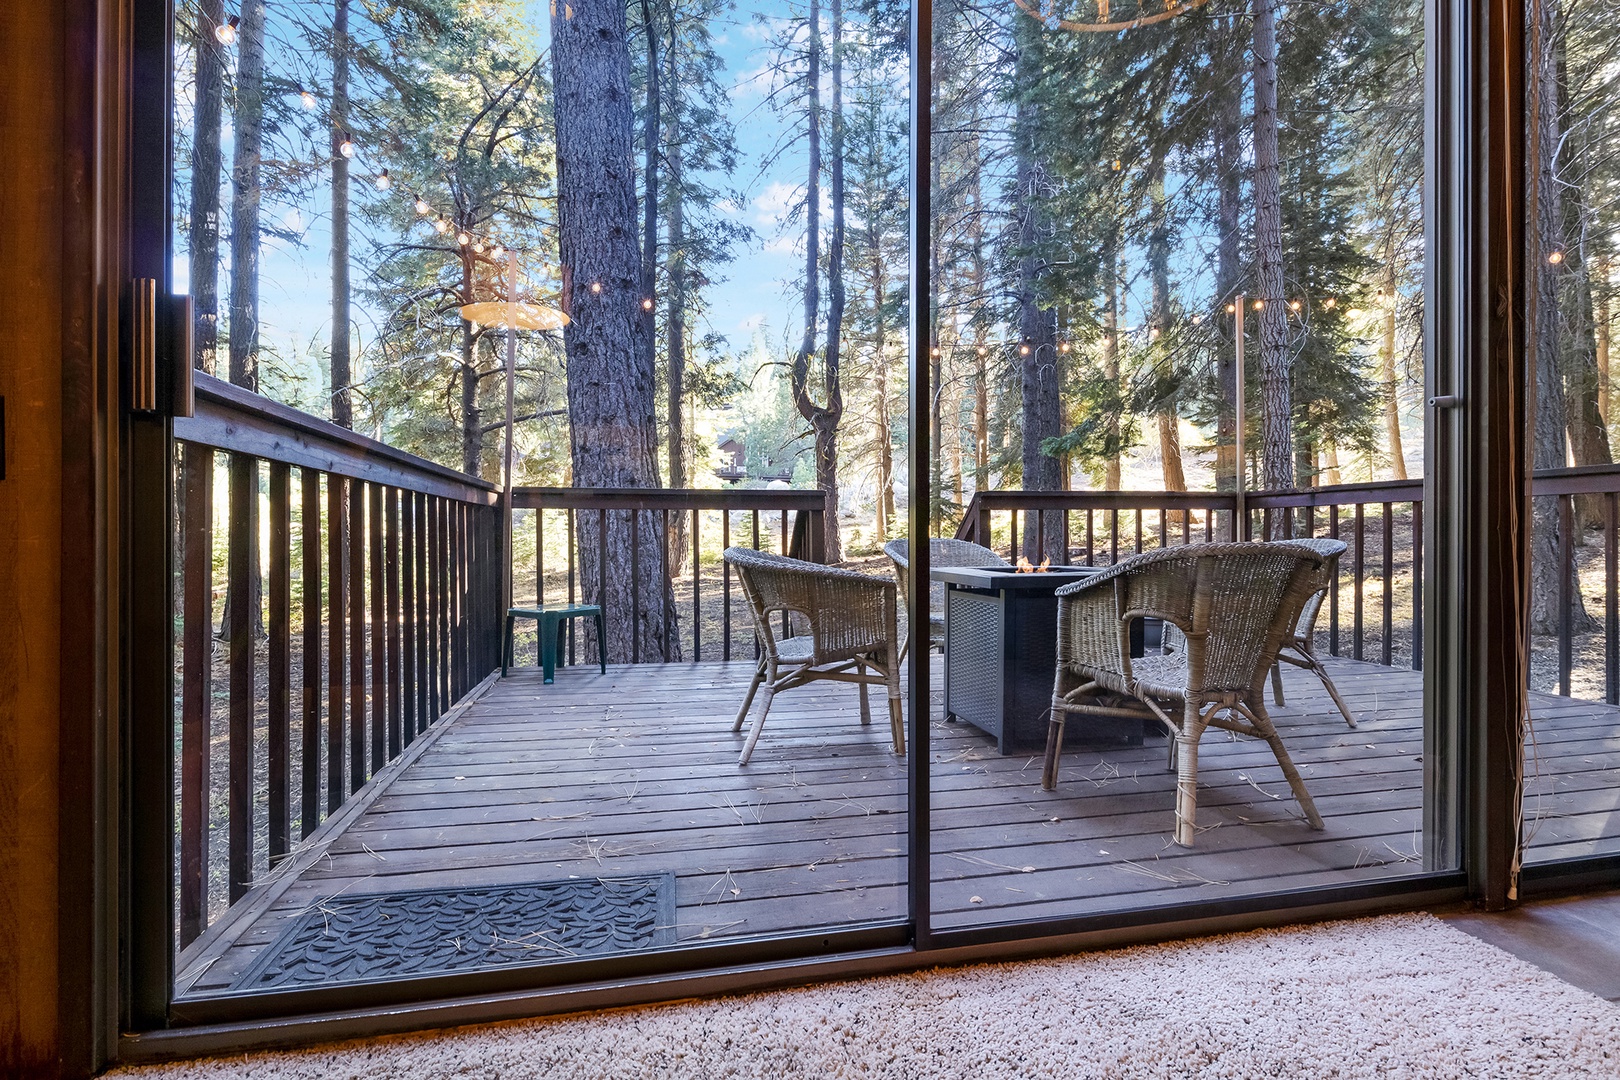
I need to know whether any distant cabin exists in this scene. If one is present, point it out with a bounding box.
[714,437,794,484]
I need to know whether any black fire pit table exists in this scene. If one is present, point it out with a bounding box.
[932,565,1159,755]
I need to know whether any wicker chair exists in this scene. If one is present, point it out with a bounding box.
[882,538,1011,653]
[723,547,905,765]
[1268,537,1355,727]
[1042,541,1330,846]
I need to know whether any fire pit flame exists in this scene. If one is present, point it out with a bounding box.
[1015,556,1052,573]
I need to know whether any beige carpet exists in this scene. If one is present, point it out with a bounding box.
[117,914,1620,1079]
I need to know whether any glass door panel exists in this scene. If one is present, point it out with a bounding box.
[926,0,1446,929]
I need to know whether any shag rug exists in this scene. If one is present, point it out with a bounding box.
[116,913,1620,1079]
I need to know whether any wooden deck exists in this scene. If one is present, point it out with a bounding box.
[177,656,1620,996]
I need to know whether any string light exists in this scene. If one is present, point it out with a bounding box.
[215,15,239,45]
[1252,299,1264,310]
[433,217,450,234]
[1549,251,1565,265]
[1288,299,1302,312]
[590,282,603,294]
[374,169,391,191]
[1190,314,1203,326]
[1149,327,1160,340]
[1225,302,1236,314]
[491,244,505,260]
[1323,297,1337,309]
[976,345,987,357]
[300,89,318,110]
[338,132,356,158]
[472,239,484,253]
[1059,341,1071,353]
[456,230,471,246]
[642,298,655,311]
[1018,343,1031,356]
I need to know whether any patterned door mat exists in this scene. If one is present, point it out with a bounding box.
[232,874,676,990]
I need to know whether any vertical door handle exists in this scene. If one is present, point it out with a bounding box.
[127,280,194,418]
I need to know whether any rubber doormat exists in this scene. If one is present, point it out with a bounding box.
[232,874,676,989]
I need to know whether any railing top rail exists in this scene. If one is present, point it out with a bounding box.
[1246,479,1425,508]
[513,486,828,511]
[176,372,498,504]
[1531,463,1620,496]
[963,489,1233,510]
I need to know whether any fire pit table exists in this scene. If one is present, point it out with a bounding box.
[932,565,1160,755]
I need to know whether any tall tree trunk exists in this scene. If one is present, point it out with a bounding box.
[1526,0,1595,634]
[1253,0,1292,491]
[552,0,671,662]
[1012,31,1062,560]
[1380,259,1406,479]
[790,0,844,563]
[1149,159,1184,492]
[190,0,224,375]
[665,130,690,574]
[1214,19,1243,494]
[1324,439,1343,485]
[228,0,265,391]
[873,259,895,538]
[459,255,483,475]
[640,0,660,419]
[1102,236,1122,491]
[1597,259,1611,425]
[330,0,353,428]
[221,0,266,643]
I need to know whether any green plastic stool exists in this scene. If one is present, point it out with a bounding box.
[503,605,606,683]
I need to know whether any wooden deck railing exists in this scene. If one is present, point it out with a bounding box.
[957,483,1425,672]
[172,373,502,945]
[510,486,828,664]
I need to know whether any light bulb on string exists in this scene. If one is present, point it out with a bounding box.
[374,169,391,191]
[491,245,506,260]
[1288,299,1301,312]
[1252,299,1264,310]
[1149,327,1160,341]
[930,346,940,357]
[1323,297,1337,310]
[1059,341,1071,354]
[1018,343,1031,356]
[642,298,655,311]
[1191,315,1203,326]
[338,132,356,159]
[456,230,471,247]
[976,345,987,357]
[414,195,431,215]
[215,15,239,45]
[590,282,603,295]
[1549,251,1565,265]
[472,239,485,254]
[300,89,318,110]
[1225,303,1236,314]
[433,217,450,234]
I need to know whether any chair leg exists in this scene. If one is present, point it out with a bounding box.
[594,611,607,674]
[502,614,515,676]
[1271,661,1285,706]
[1041,706,1066,791]
[1172,700,1208,847]
[1246,699,1325,831]
[733,656,766,731]
[738,662,778,765]
[857,661,872,725]
[1311,659,1356,728]
[885,650,904,756]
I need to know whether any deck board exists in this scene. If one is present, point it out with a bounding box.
[176,656,1620,997]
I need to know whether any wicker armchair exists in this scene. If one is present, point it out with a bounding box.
[882,538,1011,653]
[723,547,905,765]
[1268,537,1355,728]
[1042,541,1330,846]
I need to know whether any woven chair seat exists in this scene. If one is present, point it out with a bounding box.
[1043,541,1330,847]
[775,636,815,663]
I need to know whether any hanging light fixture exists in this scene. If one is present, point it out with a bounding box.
[338,132,356,159]
[300,89,318,110]
[414,194,431,215]
[374,169,391,191]
[456,230,471,246]
[433,217,450,234]
[215,14,240,44]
